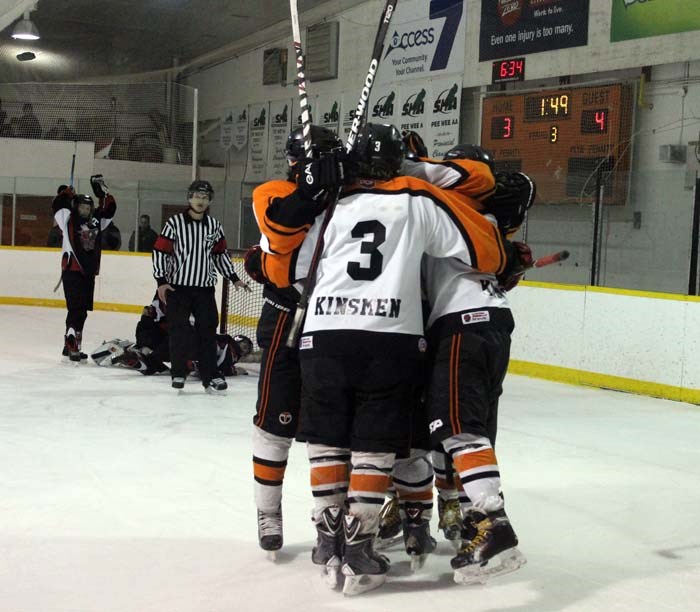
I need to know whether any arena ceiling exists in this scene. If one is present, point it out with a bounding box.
[0,0,366,82]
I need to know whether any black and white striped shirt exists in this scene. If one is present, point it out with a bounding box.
[152,212,239,288]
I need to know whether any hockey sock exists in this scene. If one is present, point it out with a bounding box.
[252,426,292,512]
[431,449,460,502]
[308,443,350,520]
[443,433,503,514]
[393,449,434,521]
[347,451,395,535]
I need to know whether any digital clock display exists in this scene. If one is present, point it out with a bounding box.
[524,94,571,121]
[492,57,525,84]
[480,84,634,206]
[491,116,514,139]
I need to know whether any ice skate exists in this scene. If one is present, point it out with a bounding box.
[402,507,437,571]
[375,496,401,550]
[341,514,389,596]
[63,332,81,363]
[451,509,526,585]
[204,377,228,394]
[257,506,283,560]
[312,505,344,588]
[438,497,464,550]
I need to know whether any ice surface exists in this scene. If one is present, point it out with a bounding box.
[1,305,699,612]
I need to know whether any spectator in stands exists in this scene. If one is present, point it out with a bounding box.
[47,220,63,247]
[17,103,41,139]
[128,214,158,253]
[46,118,77,141]
[101,222,122,251]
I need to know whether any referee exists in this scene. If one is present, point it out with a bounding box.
[153,179,250,391]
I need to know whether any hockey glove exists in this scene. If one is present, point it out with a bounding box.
[497,240,533,292]
[243,245,265,284]
[485,172,536,237]
[296,152,343,203]
[402,130,428,160]
[90,174,109,199]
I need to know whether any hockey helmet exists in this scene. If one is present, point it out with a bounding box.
[352,123,404,180]
[485,171,536,237]
[72,193,94,219]
[443,144,495,172]
[285,125,342,164]
[232,334,253,359]
[187,179,214,201]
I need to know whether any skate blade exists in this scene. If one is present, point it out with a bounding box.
[266,550,278,562]
[409,553,429,572]
[374,533,402,550]
[341,570,387,596]
[449,538,462,552]
[453,547,527,585]
[321,557,341,589]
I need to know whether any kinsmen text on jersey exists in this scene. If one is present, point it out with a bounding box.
[300,175,507,337]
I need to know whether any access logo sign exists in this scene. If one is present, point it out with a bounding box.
[611,0,700,42]
[377,0,466,83]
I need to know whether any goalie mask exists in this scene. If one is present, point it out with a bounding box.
[353,123,404,180]
[72,194,95,220]
[187,179,214,213]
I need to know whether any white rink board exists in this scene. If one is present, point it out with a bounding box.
[1,248,700,400]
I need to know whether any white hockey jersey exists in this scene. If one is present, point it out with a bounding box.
[299,176,507,337]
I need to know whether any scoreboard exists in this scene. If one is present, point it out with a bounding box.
[481,83,634,205]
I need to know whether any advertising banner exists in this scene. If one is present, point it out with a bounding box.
[369,82,399,126]
[377,0,466,83]
[479,0,590,61]
[230,106,249,151]
[397,81,429,141]
[266,100,292,180]
[316,93,342,134]
[244,102,269,183]
[611,0,700,42]
[427,77,461,159]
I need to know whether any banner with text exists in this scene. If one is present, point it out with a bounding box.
[316,93,342,134]
[369,82,399,127]
[230,106,249,151]
[244,102,269,183]
[377,0,466,84]
[427,77,461,159]
[292,95,317,129]
[479,0,590,61]
[219,109,234,150]
[397,81,429,139]
[611,0,700,42]
[266,100,292,180]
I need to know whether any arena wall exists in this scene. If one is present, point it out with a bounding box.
[1,246,698,405]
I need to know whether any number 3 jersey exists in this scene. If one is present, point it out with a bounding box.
[299,175,508,338]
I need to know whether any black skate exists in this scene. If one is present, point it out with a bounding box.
[312,505,344,588]
[341,514,390,596]
[451,509,526,585]
[257,507,283,560]
[171,376,186,390]
[205,377,228,393]
[62,346,87,360]
[375,496,401,550]
[402,505,437,571]
[438,497,464,550]
[63,333,81,363]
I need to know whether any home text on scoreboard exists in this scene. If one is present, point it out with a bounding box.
[481,83,634,205]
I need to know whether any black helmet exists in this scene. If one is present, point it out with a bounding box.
[188,179,214,200]
[443,144,495,172]
[285,125,342,163]
[232,334,253,359]
[71,194,94,218]
[353,123,404,180]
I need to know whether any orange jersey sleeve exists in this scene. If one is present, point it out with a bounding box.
[404,158,496,204]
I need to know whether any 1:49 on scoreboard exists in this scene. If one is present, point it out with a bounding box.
[481,84,634,205]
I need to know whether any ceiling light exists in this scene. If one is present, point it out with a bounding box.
[12,12,40,41]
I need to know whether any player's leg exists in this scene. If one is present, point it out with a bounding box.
[190,287,221,390]
[61,271,91,361]
[166,286,195,387]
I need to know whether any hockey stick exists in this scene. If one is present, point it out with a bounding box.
[53,141,79,293]
[529,249,569,269]
[285,0,398,347]
[290,0,312,159]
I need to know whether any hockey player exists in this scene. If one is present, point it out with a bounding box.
[247,125,344,557]
[408,136,534,584]
[152,180,250,392]
[296,123,513,595]
[53,175,116,361]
